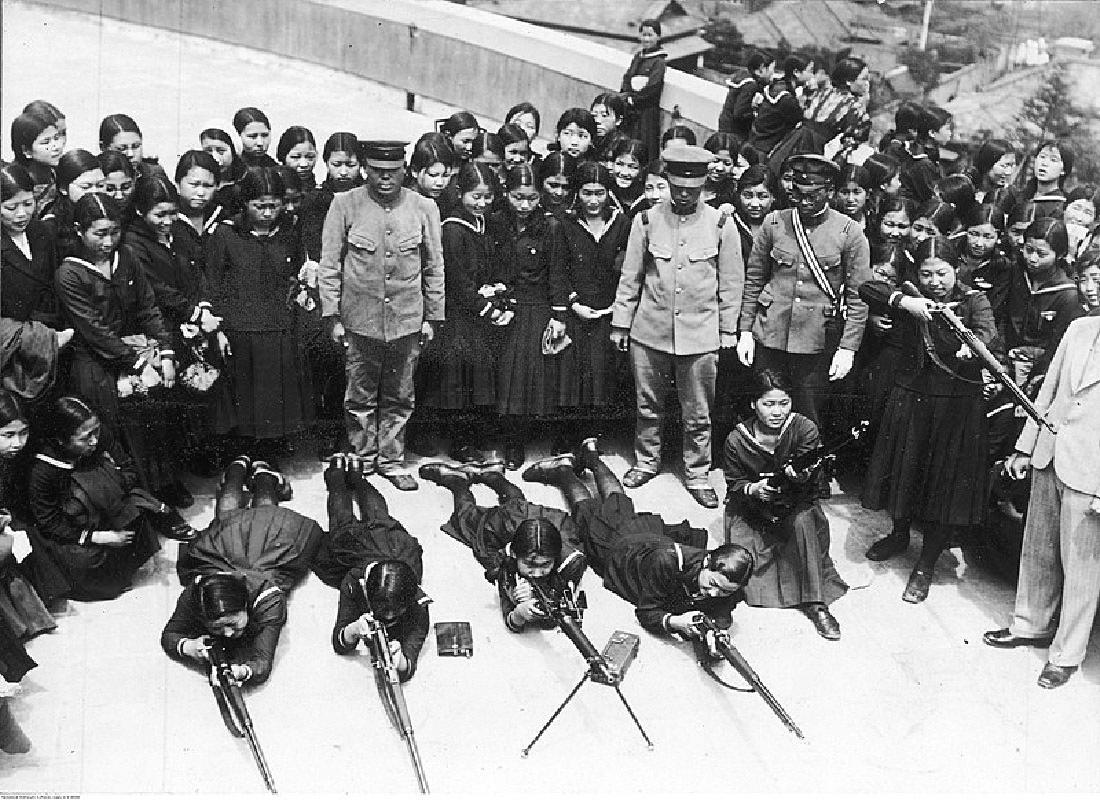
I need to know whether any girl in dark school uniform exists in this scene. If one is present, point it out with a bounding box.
[590,92,629,168]
[54,194,177,479]
[205,167,313,458]
[494,163,568,468]
[471,131,506,183]
[505,102,541,155]
[418,162,501,463]
[29,397,188,602]
[958,203,1011,317]
[232,106,278,169]
[0,391,56,637]
[440,111,481,164]
[98,150,137,216]
[275,125,318,192]
[609,138,647,213]
[833,163,876,230]
[1020,140,1073,220]
[200,123,249,221]
[967,138,1018,207]
[749,55,812,157]
[537,151,577,219]
[619,18,667,165]
[554,162,631,443]
[98,113,165,181]
[860,236,1002,603]
[498,123,532,169]
[553,108,597,163]
[314,456,429,681]
[407,133,457,205]
[299,131,362,265]
[174,150,221,243]
[9,112,65,215]
[700,132,741,210]
[722,370,847,639]
[1,162,64,333]
[732,165,776,259]
[163,458,322,684]
[40,149,106,260]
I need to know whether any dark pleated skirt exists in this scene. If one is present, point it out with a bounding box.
[43,520,160,601]
[0,615,36,684]
[220,330,314,439]
[0,562,56,640]
[724,504,848,608]
[557,315,622,408]
[573,494,707,576]
[417,319,498,411]
[312,515,422,589]
[177,506,322,593]
[862,384,990,526]
[496,305,558,417]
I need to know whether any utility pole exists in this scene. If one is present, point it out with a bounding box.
[918,0,935,51]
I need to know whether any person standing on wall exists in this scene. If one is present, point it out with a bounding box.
[736,154,871,424]
[319,141,444,492]
[619,18,667,172]
[610,144,744,509]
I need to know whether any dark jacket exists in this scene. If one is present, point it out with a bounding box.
[749,81,804,155]
[490,210,568,309]
[554,208,631,310]
[124,219,209,328]
[2,220,61,327]
[718,69,763,139]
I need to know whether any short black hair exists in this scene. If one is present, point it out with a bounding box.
[707,544,754,585]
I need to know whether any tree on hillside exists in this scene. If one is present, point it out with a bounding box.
[1013,64,1100,185]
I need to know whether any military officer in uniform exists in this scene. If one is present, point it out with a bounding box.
[319,140,445,491]
[736,154,871,423]
[611,144,744,508]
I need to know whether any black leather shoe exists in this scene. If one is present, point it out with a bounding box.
[865,532,910,562]
[521,453,575,483]
[380,472,418,491]
[1038,662,1077,689]
[504,442,526,470]
[418,462,469,485]
[902,565,933,604]
[806,605,841,640]
[982,628,1054,649]
[686,486,720,508]
[622,468,656,489]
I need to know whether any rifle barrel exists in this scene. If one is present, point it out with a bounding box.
[717,638,804,739]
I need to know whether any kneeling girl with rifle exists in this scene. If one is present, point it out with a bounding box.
[722,369,849,640]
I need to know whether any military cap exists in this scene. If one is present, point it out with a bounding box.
[359,140,408,169]
[787,154,841,188]
[661,143,711,188]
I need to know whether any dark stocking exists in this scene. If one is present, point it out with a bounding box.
[250,472,280,507]
[214,460,250,519]
[347,470,390,520]
[479,471,525,503]
[549,467,594,512]
[917,524,951,570]
[588,455,623,500]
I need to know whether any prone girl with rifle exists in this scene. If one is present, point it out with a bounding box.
[722,369,851,640]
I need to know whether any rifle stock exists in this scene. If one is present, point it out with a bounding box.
[208,641,277,793]
[363,615,430,794]
[692,616,804,739]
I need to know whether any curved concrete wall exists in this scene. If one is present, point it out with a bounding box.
[28,0,725,140]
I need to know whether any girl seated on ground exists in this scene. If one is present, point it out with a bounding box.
[28,396,191,601]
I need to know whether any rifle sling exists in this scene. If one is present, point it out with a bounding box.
[698,656,754,693]
[212,684,245,737]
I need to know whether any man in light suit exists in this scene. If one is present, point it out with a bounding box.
[983,313,1100,689]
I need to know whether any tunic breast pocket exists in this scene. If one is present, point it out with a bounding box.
[347,231,378,253]
[770,247,796,270]
[397,232,422,254]
[818,253,842,273]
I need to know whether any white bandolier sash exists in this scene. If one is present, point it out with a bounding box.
[790,210,844,317]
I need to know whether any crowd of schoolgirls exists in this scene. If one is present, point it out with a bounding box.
[2,17,1100,754]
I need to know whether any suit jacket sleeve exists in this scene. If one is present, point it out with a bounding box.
[233,590,286,685]
[1014,319,1071,457]
[611,215,647,330]
[396,603,430,682]
[161,587,202,661]
[718,214,745,334]
[420,199,445,322]
[332,573,362,655]
[28,460,85,545]
[318,193,349,318]
[838,224,872,351]
[738,215,774,332]
[633,550,683,635]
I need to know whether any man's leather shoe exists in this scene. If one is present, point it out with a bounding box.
[902,565,933,604]
[865,532,910,562]
[687,485,719,508]
[381,472,418,491]
[622,468,656,489]
[521,453,576,483]
[806,604,841,640]
[418,462,468,485]
[1038,662,1077,689]
[982,628,1054,649]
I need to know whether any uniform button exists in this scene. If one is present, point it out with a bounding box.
[797,280,803,285]
[675,310,681,316]
[794,297,801,302]
[384,297,391,303]
[676,287,682,293]
[386,251,394,258]
[680,240,686,246]
[386,229,392,234]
